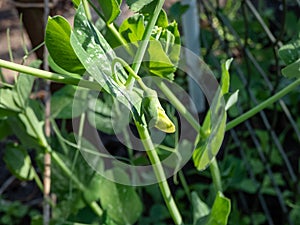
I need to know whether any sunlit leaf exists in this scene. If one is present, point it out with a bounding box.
[98,0,121,24]
[0,88,20,112]
[278,37,300,65]
[4,144,35,181]
[192,192,210,225]
[193,59,232,171]
[205,192,231,225]
[281,59,300,78]
[99,169,143,225]
[126,0,155,12]
[46,16,85,74]
[119,14,145,43]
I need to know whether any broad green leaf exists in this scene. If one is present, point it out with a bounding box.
[46,16,85,74]
[98,0,121,24]
[192,192,210,225]
[156,9,168,28]
[72,0,81,8]
[153,21,181,66]
[70,3,142,118]
[70,4,123,93]
[87,93,128,134]
[83,174,103,204]
[192,104,226,171]
[14,60,42,108]
[126,0,155,12]
[51,85,88,119]
[48,55,82,78]
[99,169,143,225]
[0,108,17,118]
[0,119,12,140]
[3,144,35,180]
[7,116,41,149]
[278,37,300,65]
[281,58,300,78]
[119,14,145,43]
[0,88,20,112]
[205,192,231,225]
[18,105,47,147]
[193,59,231,170]
[145,40,176,80]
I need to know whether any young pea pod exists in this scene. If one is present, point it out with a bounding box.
[141,88,175,133]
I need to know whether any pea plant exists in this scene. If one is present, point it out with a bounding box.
[0,0,299,224]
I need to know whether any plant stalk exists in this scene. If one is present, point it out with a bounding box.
[226,78,300,131]
[0,59,101,90]
[127,0,165,87]
[135,122,184,225]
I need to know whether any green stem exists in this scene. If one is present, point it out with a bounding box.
[226,78,300,131]
[127,0,165,87]
[209,159,222,192]
[51,151,103,216]
[107,23,132,53]
[135,122,183,225]
[112,57,148,90]
[178,171,191,201]
[82,0,92,21]
[0,59,101,90]
[33,168,44,191]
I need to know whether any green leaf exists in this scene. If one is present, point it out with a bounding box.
[225,90,239,111]
[7,116,41,149]
[192,192,210,225]
[51,85,88,119]
[18,104,47,147]
[46,16,85,74]
[87,93,128,134]
[205,192,231,225]
[72,0,81,8]
[119,14,145,43]
[14,60,42,108]
[126,0,155,12]
[3,144,35,180]
[278,37,300,65]
[98,0,121,24]
[154,21,181,66]
[156,9,169,28]
[70,3,142,116]
[0,119,12,140]
[99,169,143,225]
[221,58,233,95]
[145,40,176,80]
[193,92,227,171]
[281,58,300,78]
[0,88,20,112]
[70,4,123,93]
[48,55,82,78]
[193,60,231,170]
